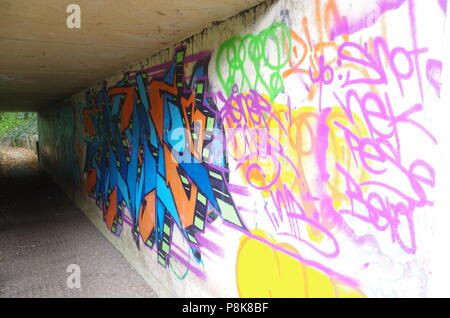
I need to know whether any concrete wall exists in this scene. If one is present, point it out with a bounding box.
[38,0,450,297]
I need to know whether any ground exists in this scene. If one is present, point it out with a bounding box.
[0,146,158,298]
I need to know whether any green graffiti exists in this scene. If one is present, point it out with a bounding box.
[169,260,190,280]
[216,22,292,101]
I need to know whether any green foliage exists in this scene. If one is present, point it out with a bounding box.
[0,112,37,138]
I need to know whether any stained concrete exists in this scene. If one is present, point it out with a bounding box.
[0,0,264,111]
[0,147,158,297]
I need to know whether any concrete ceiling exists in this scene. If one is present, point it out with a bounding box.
[0,0,264,112]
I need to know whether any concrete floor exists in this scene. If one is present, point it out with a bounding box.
[0,147,158,298]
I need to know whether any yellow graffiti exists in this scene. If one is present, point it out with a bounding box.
[223,94,370,242]
[236,229,365,298]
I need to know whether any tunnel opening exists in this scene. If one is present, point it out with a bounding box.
[0,112,38,154]
[0,111,39,179]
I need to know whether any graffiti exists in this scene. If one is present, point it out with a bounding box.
[425,59,442,97]
[213,0,440,297]
[438,0,448,12]
[236,229,365,297]
[329,0,407,40]
[37,0,445,298]
[82,48,246,271]
[216,22,292,102]
[38,103,82,190]
[218,89,370,256]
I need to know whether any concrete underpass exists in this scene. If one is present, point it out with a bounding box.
[1,0,450,299]
[0,147,157,297]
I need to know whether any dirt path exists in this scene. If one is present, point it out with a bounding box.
[0,147,39,176]
[0,147,158,298]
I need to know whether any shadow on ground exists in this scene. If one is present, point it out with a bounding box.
[0,147,158,298]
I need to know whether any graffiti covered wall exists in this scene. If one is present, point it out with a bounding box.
[38,0,450,297]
